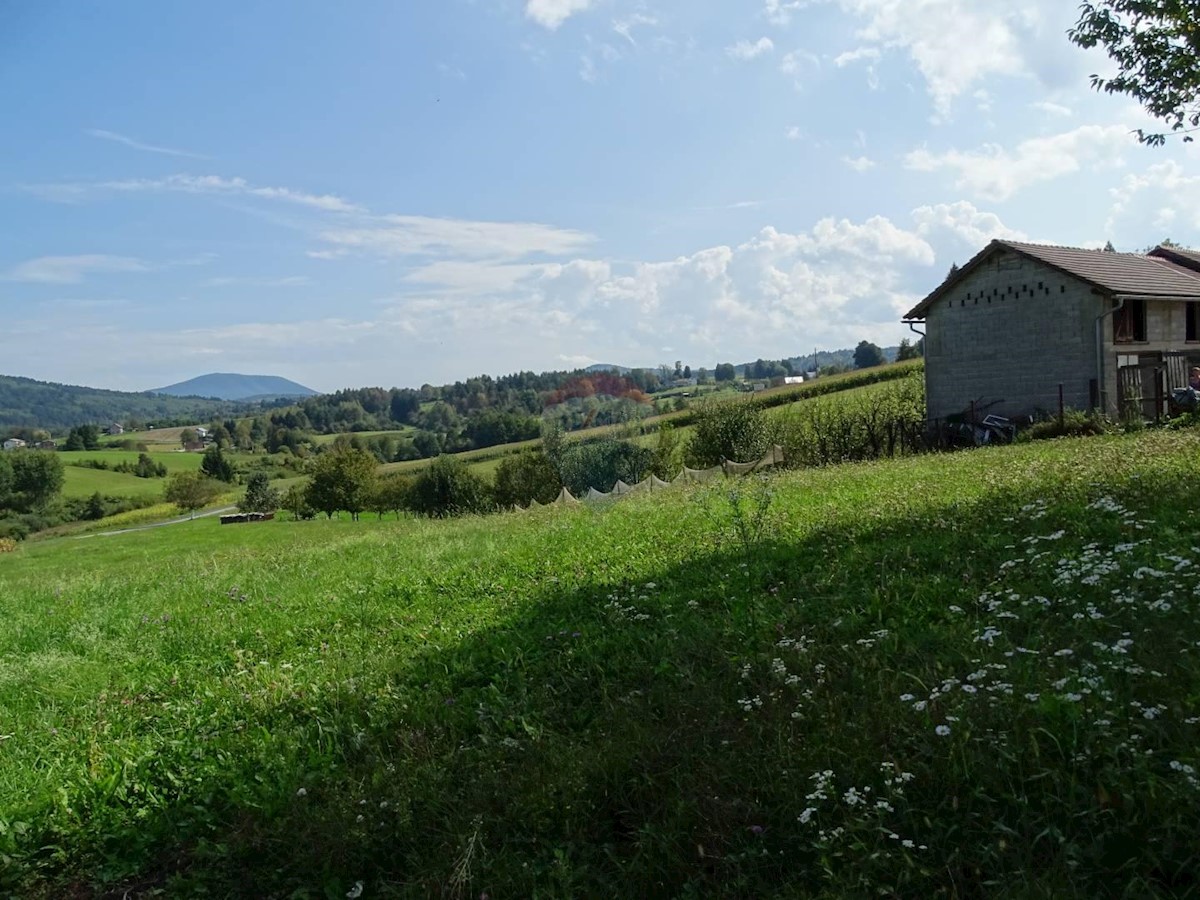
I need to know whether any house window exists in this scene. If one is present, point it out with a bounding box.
[1187,301,1199,342]
[1113,298,1146,343]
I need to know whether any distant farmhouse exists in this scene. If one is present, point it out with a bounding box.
[904,241,1200,422]
[2,438,26,451]
[107,423,124,435]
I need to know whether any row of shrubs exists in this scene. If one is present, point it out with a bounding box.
[71,453,168,478]
[0,492,162,540]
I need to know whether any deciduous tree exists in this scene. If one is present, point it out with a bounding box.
[1069,1,1200,145]
[164,471,222,518]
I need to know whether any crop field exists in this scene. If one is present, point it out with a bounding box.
[3,427,1200,896]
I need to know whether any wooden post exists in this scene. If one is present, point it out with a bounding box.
[1154,368,1164,424]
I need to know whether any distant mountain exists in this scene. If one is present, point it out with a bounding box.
[584,363,633,375]
[151,373,319,401]
[0,374,261,432]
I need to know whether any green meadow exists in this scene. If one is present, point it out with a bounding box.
[3,427,1200,896]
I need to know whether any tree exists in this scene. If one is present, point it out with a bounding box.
[1103,240,1117,252]
[239,471,281,514]
[7,451,65,510]
[853,340,886,370]
[63,424,100,451]
[305,446,378,520]
[282,483,315,520]
[201,445,236,482]
[164,471,222,519]
[896,338,922,361]
[683,365,692,380]
[369,473,412,519]
[651,422,683,480]
[179,428,198,448]
[408,455,493,517]
[1069,2,1200,145]
[714,363,737,382]
[493,450,560,508]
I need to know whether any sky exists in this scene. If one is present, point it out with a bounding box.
[3,0,1199,394]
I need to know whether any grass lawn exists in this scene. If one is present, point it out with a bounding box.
[59,449,204,474]
[60,464,171,499]
[4,427,1200,896]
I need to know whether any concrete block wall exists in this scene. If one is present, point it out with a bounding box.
[924,250,1103,422]
[1100,300,1200,411]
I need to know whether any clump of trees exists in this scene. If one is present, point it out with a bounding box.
[493,451,561,508]
[407,456,493,518]
[239,472,281,514]
[305,446,378,521]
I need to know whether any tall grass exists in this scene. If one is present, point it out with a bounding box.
[1,427,1199,896]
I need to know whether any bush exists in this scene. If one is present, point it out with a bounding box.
[1022,409,1113,442]
[777,374,927,467]
[408,456,493,517]
[686,397,772,468]
[557,439,655,496]
[0,537,17,552]
[493,450,561,508]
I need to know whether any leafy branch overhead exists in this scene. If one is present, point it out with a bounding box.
[1069,0,1200,145]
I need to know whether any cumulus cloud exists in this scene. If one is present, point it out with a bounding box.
[1106,159,1200,235]
[828,0,1079,116]
[912,200,1027,246]
[904,124,1136,201]
[526,0,593,30]
[842,155,877,172]
[727,37,775,61]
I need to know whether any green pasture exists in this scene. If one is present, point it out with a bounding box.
[60,465,170,499]
[59,449,203,473]
[3,426,1200,896]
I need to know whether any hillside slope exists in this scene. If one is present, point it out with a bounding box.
[3,428,1200,896]
[0,373,252,431]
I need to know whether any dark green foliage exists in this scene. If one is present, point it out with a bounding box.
[4,450,65,511]
[408,455,493,517]
[686,397,771,468]
[112,453,168,478]
[493,450,561,508]
[0,373,261,431]
[714,362,737,382]
[557,438,655,495]
[63,424,101,451]
[239,472,281,514]
[651,422,683,479]
[895,338,922,361]
[201,445,236,483]
[1069,1,1200,145]
[281,484,316,520]
[368,473,412,519]
[305,447,379,520]
[1023,409,1115,441]
[853,340,886,369]
[463,409,541,449]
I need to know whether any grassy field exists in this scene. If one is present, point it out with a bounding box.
[60,465,171,499]
[3,426,1200,896]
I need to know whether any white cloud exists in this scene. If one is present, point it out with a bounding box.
[1106,159,1200,236]
[828,0,1077,117]
[205,275,310,288]
[764,0,806,26]
[318,215,596,260]
[100,174,362,213]
[912,200,1027,246]
[785,126,804,141]
[613,13,656,46]
[726,38,775,61]
[833,46,880,67]
[4,254,149,284]
[525,0,593,30]
[86,128,207,159]
[842,155,877,172]
[1032,100,1073,117]
[904,124,1136,201]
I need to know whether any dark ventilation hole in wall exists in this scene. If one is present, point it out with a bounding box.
[960,299,965,307]
[1038,281,1043,290]
[1060,285,1066,293]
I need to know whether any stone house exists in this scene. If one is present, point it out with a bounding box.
[903,240,1200,423]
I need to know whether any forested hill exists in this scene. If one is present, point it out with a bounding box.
[0,374,273,432]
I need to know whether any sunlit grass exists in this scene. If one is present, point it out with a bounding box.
[2,426,1199,897]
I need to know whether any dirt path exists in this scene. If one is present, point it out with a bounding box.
[77,506,238,538]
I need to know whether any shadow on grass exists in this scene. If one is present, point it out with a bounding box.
[17,467,1200,899]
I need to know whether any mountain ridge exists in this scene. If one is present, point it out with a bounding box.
[151,373,319,401]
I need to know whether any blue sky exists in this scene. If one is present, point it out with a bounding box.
[3,0,1198,392]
